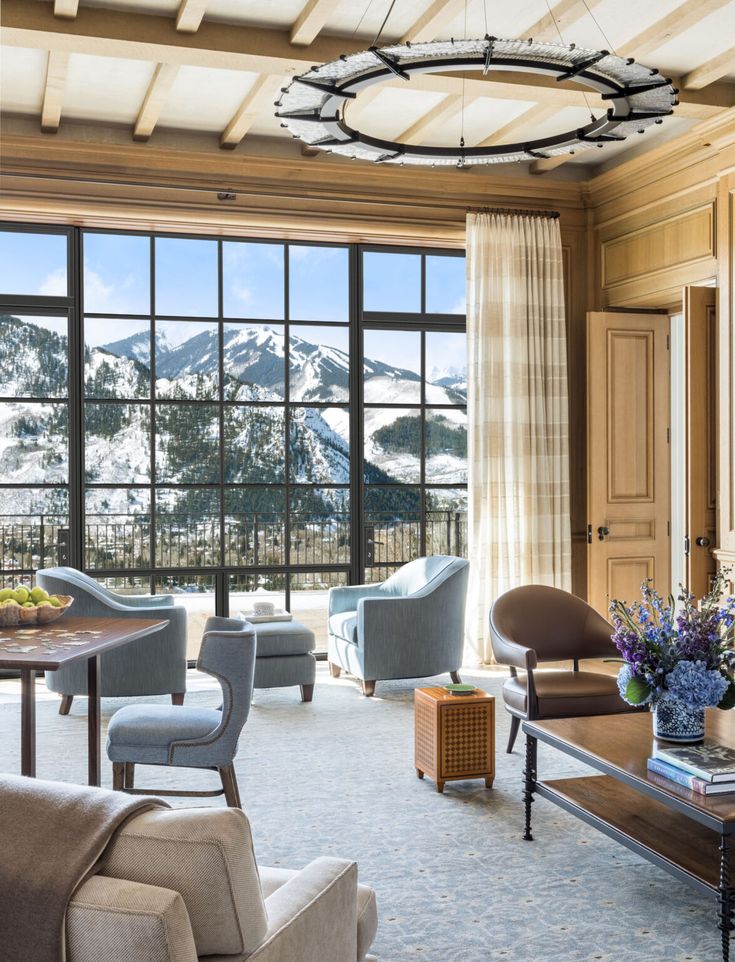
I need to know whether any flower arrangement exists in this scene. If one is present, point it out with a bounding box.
[610,571,735,712]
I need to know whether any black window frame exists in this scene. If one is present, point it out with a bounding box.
[0,222,466,645]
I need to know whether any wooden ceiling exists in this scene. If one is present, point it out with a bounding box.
[1,0,735,177]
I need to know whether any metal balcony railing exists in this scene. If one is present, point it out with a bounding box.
[0,511,467,574]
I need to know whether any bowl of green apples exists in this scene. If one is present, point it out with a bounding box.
[0,586,73,626]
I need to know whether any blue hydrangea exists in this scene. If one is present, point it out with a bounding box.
[665,659,729,710]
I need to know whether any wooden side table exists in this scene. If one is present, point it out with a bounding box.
[414,686,495,793]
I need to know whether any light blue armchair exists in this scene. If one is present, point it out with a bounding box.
[327,556,469,696]
[36,567,187,716]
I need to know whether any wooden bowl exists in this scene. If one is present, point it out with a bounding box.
[0,595,74,627]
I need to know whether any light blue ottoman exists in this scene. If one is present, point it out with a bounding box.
[251,620,316,702]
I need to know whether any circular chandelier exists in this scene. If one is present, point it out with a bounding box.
[275,37,677,167]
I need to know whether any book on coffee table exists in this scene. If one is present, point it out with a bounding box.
[647,757,735,795]
[239,610,293,624]
[652,739,735,783]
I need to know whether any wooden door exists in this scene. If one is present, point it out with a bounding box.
[587,311,671,616]
[685,287,717,598]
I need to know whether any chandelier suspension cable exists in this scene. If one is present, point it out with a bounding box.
[580,0,618,56]
[482,0,489,37]
[459,0,469,156]
[544,0,597,122]
[373,0,398,45]
[352,0,376,38]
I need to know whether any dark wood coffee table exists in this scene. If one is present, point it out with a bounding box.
[0,616,168,787]
[522,712,735,961]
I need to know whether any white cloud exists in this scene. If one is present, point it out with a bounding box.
[229,279,253,304]
[84,268,115,307]
[38,268,67,296]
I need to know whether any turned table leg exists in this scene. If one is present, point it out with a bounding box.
[523,733,537,842]
[720,833,734,962]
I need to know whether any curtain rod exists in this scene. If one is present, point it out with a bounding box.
[466,206,560,219]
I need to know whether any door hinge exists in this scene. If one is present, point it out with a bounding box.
[587,524,592,545]
[684,535,690,555]
[666,426,670,444]
[666,333,670,351]
[667,520,670,537]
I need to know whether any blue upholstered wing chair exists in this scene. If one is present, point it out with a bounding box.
[328,556,469,696]
[107,616,256,807]
[36,567,187,716]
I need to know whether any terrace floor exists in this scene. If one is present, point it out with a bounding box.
[0,663,721,961]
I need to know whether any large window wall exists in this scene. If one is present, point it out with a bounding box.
[0,224,466,655]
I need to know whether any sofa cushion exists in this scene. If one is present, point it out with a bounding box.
[328,611,358,646]
[100,807,268,957]
[254,621,316,657]
[259,866,377,962]
[67,875,198,962]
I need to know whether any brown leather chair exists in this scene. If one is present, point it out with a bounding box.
[489,585,638,753]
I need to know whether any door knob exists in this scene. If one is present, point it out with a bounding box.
[696,536,711,548]
[597,526,610,541]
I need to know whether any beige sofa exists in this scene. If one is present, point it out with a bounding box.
[66,806,378,962]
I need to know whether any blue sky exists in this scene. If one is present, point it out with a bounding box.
[0,232,68,296]
[1,230,466,372]
[2,231,466,320]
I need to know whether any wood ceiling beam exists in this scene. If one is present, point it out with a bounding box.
[618,0,731,60]
[396,94,465,145]
[475,104,560,148]
[41,50,69,133]
[176,0,207,33]
[530,154,575,175]
[1,0,732,120]
[682,45,735,90]
[220,74,284,149]
[133,63,179,142]
[53,0,79,19]
[290,0,343,47]
[401,0,465,43]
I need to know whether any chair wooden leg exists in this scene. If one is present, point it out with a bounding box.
[300,683,314,703]
[219,765,242,808]
[171,692,185,706]
[362,680,376,697]
[450,671,462,684]
[507,715,521,754]
[59,694,73,716]
[112,762,125,792]
[124,762,135,790]
[329,662,341,678]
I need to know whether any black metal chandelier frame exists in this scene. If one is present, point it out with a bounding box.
[275,37,678,167]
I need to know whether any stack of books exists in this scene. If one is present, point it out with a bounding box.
[647,740,735,796]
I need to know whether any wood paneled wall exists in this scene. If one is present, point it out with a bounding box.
[585,108,735,586]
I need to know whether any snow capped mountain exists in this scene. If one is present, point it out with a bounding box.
[103,328,169,366]
[0,315,467,513]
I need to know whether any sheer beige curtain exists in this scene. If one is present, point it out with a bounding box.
[466,211,571,664]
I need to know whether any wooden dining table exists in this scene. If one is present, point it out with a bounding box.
[0,615,169,786]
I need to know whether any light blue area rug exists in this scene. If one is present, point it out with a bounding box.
[0,667,723,961]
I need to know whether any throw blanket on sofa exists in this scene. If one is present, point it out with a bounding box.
[0,774,168,962]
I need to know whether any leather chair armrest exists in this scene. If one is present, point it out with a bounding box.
[67,875,198,962]
[252,857,358,962]
[489,630,538,670]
